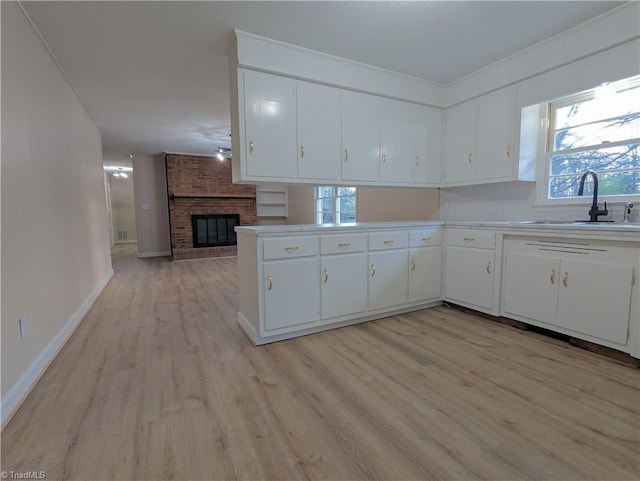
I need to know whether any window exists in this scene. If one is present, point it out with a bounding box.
[544,75,640,201]
[315,186,356,224]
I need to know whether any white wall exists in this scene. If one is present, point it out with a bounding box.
[1,2,113,426]
[107,173,137,243]
[132,154,171,257]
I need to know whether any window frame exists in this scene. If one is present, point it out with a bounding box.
[534,76,640,207]
[315,186,357,224]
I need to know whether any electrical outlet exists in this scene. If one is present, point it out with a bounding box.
[19,315,28,339]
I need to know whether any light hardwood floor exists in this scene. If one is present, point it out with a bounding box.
[2,244,639,480]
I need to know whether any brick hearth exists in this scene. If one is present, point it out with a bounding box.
[165,153,257,260]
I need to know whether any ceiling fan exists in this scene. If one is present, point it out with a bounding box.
[215,147,232,161]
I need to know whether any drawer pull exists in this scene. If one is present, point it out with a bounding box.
[486,261,491,274]
[249,140,254,154]
[284,246,299,253]
[422,237,432,242]
[550,269,556,285]
[370,264,376,277]
[338,242,350,249]
[344,149,349,161]
[323,269,329,283]
[463,237,475,242]
[410,259,416,271]
[383,240,394,245]
[267,276,273,290]
[563,272,568,287]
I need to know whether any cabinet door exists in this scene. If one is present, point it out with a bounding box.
[379,99,413,183]
[443,100,476,184]
[243,70,298,179]
[475,86,517,181]
[408,246,442,303]
[444,246,494,311]
[556,259,633,345]
[502,253,560,324]
[297,81,342,180]
[369,250,408,310]
[413,106,442,185]
[321,253,367,320]
[264,258,319,331]
[342,91,380,182]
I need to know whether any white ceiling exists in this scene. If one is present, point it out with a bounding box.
[20,1,624,161]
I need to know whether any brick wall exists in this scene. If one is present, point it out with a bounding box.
[165,153,256,260]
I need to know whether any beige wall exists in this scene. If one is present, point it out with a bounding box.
[1,2,113,424]
[286,185,439,224]
[132,155,171,257]
[285,185,316,224]
[357,186,439,222]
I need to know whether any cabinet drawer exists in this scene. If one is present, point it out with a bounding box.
[368,231,408,250]
[321,234,367,255]
[409,228,443,247]
[446,229,495,249]
[263,236,318,260]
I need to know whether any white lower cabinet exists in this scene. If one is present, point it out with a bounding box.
[264,258,319,331]
[369,250,409,311]
[444,229,498,314]
[321,253,367,320]
[409,246,442,303]
[445,247,495,312]
[237,224,443,345]
[503,240,634,346]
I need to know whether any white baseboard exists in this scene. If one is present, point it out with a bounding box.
[1,269,114,429]
[137,250,171,258]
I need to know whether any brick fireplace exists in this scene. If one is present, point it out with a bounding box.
[165,153,257,260]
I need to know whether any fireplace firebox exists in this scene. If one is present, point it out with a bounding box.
[192,214,239,248]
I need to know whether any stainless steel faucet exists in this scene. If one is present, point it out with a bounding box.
[578,170,608,222]
[623,202,634,223]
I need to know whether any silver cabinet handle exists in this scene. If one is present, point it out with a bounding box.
[550,269,556,285]
[267,276,273,290]
[284,246,299,253]
[563,272,568,287]
[323,269,329,283]
[344,149,349,161]
[370,264,376,277]
[300,144,305,158]
[249,140,254,154]
[338,242,350,249]
[383,240,394,245]
[410,259,416,271]
[486,261,491,274]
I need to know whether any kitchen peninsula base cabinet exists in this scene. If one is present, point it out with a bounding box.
[236,223,444,345]
[502,236,638,352]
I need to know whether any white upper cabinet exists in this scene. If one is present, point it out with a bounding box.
[341,90,380,183]
[443,100,476,184]
[242,70,297,179]
[475,86,517,181]
[443,85,530,186]
[379,99,414,183]
[297,81,342,180]
[412,105,443,185]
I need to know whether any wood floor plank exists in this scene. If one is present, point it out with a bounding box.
[2,244,638,480]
